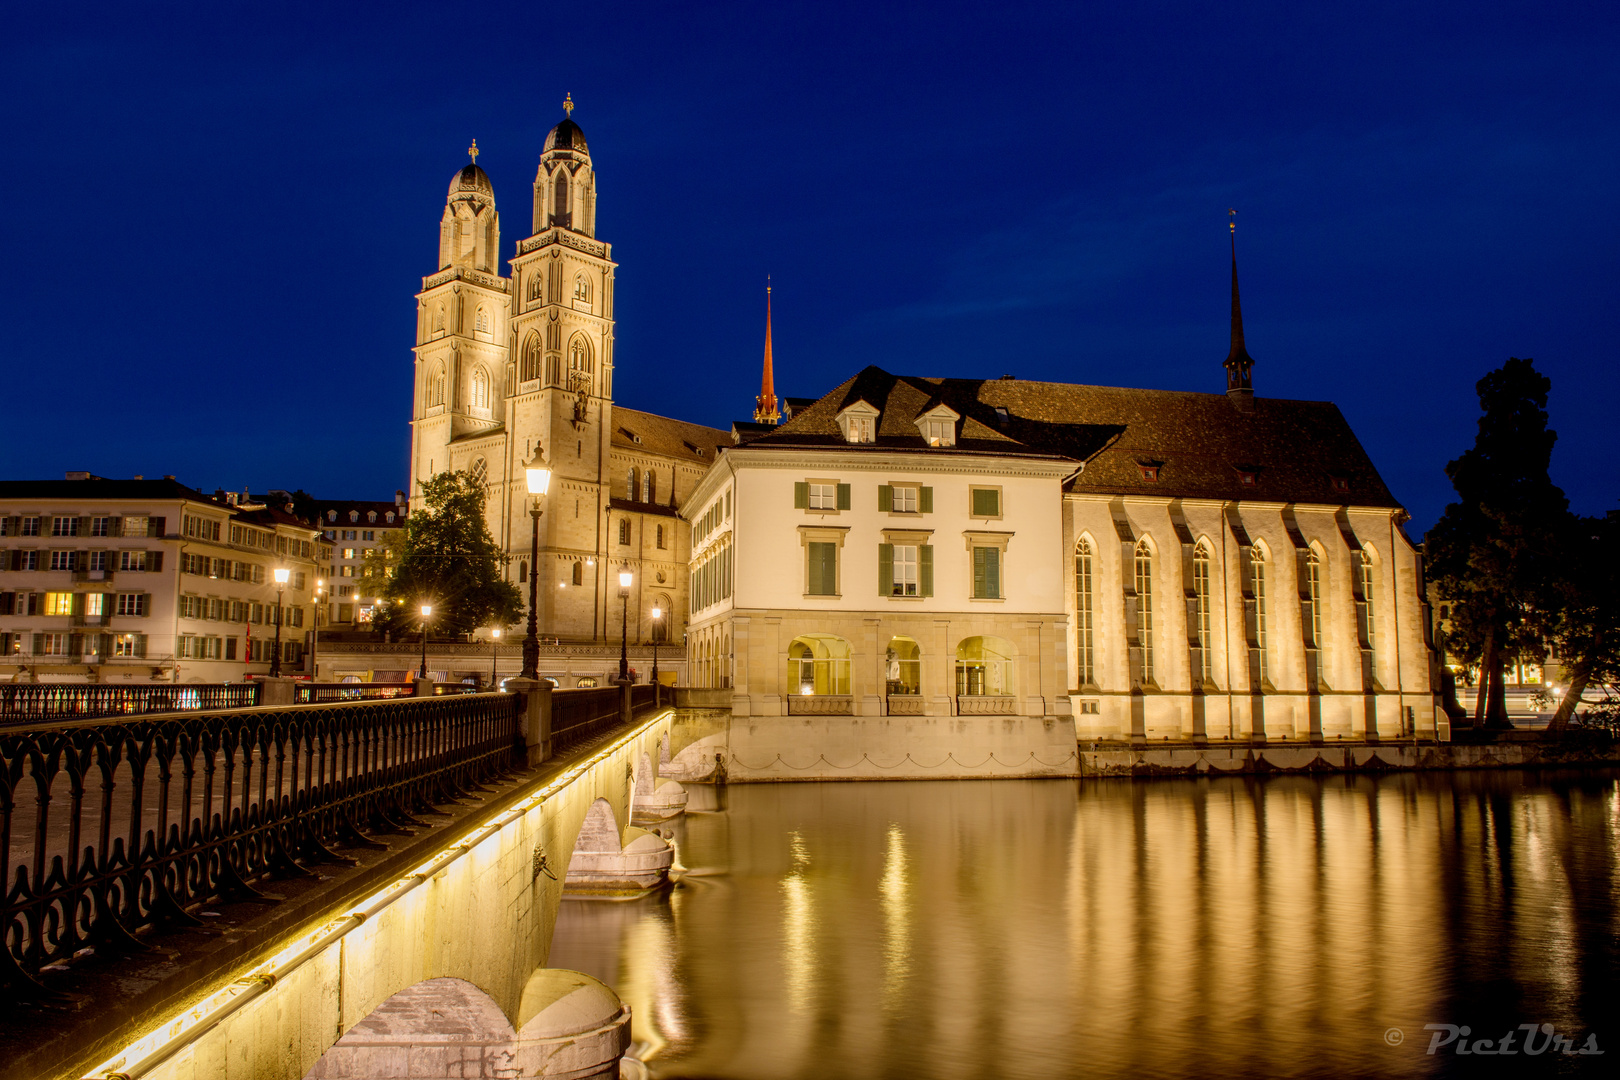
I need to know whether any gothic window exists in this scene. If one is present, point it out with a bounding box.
[553,172,570,228]
[470,457,488,485]
[643,471,654,503]
[573,274,592,304]
[1306,547,1324,651]
[519,560,527,583]
[1194,542,1213,683]
[1074,537,1094,687]
[1360,549,1377,656]
[521,333,542,382]
[568,334,593,374]
[528,274,543,301]
[1252,544,1269,684]
[433,305,445,334]
[656,524,665,549]
[628,467,639,501]
[572,561,584,586]
[475,307,490,336]
[618,519,631,545]
[471,367,490,410]
[1134,539,1155,684]
[427,362,446,408]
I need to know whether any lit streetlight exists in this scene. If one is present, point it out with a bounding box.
[490,627,501,689]
[522,443,552,681]
[650,605,663,701]
[618,567,633,681]
[270,566,291,678]
[311,578,324,681]
[419,603,433,679]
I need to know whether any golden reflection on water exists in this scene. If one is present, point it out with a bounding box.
[547,773,1620,1080]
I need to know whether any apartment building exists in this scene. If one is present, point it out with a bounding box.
[0,475,323,683]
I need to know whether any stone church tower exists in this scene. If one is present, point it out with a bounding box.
[409,101,728,651]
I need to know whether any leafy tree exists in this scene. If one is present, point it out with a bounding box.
[1544,512,1620,731]
[368,471,521,638]
[1426,358,1568,728]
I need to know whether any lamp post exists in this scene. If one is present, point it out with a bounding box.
[521,444,552,681]
[618,567,633,681]
[311,579,323,681]
[489,627,501,689]
[650,606,662,693]
[270,566,290,677]
[419,604,432,679]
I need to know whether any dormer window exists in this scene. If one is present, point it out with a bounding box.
[836,400,880,444]
[1330,474,1351,494]
[914,404,960,447]
[994,406,1009,425]
[1137,461,1163,482]
[1235,467,1260,488]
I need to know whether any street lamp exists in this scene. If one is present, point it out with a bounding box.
[311,578,324,681]
[650,606,662,699]
[270,566,290,678]
[522,443,552,681]
[490,627,501,689]
[618,567,633,681]
[419,603,432,679]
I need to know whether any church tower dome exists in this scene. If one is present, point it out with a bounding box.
[450,162,494,196]
[439,141,500,273]
[533,93,598,237]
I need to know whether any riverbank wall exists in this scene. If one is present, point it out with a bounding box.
[1077,738,1620,777]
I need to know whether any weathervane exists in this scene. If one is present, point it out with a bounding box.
[1228,207,1237,234]
[563,92,574,118]
[467,139,479,164]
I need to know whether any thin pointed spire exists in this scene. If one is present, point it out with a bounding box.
[1224,209,1256,406]
[754,277,780,425]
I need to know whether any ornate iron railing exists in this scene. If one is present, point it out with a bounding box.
[0,692,521,1003]
[551,687,623,754]
[0,683,262,724]
[295,683,416,704]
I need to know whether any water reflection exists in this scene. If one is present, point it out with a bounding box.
[547,773,1620,1079]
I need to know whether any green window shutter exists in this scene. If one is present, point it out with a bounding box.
[807,542,835,595]
[972,488,999,517]
[973,548,986,597]
[134,634,147,659]
[877,485,892,512]
[149,551,164,573]
[32,634,42,654]
[919,486,933,513]
[836,483,851,510]
[986,547,1001,598]
[794,482,808,509]
[878,544,893,595]
[920,544,934,596]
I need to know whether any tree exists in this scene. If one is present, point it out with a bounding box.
[369,471,521,638]
[1544,512,1620,731]
[1426,358,1568,728]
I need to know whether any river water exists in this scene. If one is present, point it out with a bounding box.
[549,772,1619,1079]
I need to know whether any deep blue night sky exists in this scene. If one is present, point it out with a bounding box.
[4,1,1616,534]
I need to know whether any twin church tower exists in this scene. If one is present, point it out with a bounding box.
[409,99,730,647]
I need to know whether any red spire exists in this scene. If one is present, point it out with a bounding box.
[754,281,780,424]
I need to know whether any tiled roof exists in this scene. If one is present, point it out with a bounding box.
[741,366,1401,508]
[0,477,217,503]
[611,407,730,464]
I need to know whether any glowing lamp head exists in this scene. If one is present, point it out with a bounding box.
[618,569,633,589]
[273,567,290,585]
[652,606,662,620]
[524,445,552,497]
[491,628,501,640]
[420,604,432,618]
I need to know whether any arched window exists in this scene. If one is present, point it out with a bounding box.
[520,333,542,382]
[1194,542,1213,684]
[474,307,490,335]
[1360,549,1377,656]
[618,518,630,545]
[642,471,654,503]
[427,362,446,408]
[955,635,1016,697]
[886,636,921,696]
[1134,539,1155,684]
[470,366,490,410]
[528,274,543,301]
[469,457,487,485]
[569,335,593,375]
[553,172,570,228]
[433,305,445,334]
[573,274,592,304]
[572,561,584,586]
[627,467,639,501]
[518,560,528,583]
[1306,547,1324,653]
[1074,537,1095,686]
[656,524,665,549]
[787,634,852,696]
[1252,544,1269,685]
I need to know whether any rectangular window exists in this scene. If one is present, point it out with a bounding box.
[16,551,39,571]
[91,517,112,537]
[84,592,105,616]
[89,550,108,571]
[20,517,40,537]
[49,550,74,571]
[363,531,375,541]
[51,516,78,537]
[120,550,148,572]
[340,565,354,577]
[891,544,918,596]
[113,634,143,657]
[44,592,75,616]
[892,486,918,513]
[121,516,147,537]
[970,488,1002,518]
[343,548,356,559]
[807,482,837,510]
[39,633,68,656]
[806,542,838,596]
[972,546,1001,599]
[618,519,631,545]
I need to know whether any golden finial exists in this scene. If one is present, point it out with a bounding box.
[563,93,574,119]
[767,272,772,296]
[467,139,479,164]
[1228,207,1237,233]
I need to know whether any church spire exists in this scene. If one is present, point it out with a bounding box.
[1223,209,1255,408]
[754,279,780,425]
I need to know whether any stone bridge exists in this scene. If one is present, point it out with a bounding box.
[3,689,711,1080]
